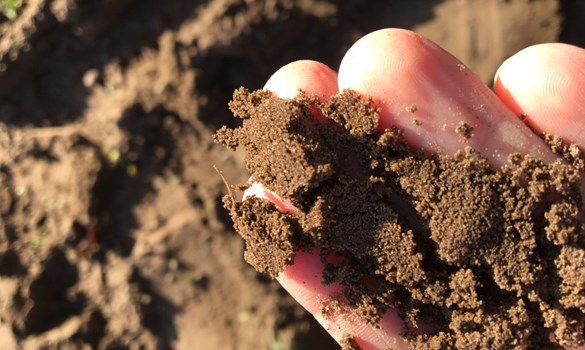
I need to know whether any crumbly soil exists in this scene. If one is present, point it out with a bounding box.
[0,0,582,349]
[215,88,585,349]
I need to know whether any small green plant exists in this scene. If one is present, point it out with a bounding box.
[1,0,23,20]
[106,148,121,164]
[126,163,138,177]
[236,310,250,324]
[14,185,27,196]
[31,231,46,251]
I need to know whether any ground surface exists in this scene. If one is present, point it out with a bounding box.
[0,0,582,349]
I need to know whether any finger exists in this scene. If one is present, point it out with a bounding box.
[277,251,409,350]
[244,183,409,349]
[494,43,585,148]
[338,28,557,166]
[264,60,338,101]
[262,61,406,348]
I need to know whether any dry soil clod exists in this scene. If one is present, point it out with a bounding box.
[215,87,585,350]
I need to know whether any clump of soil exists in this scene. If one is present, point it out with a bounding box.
[455,122,473,141]
[215,88,585,349]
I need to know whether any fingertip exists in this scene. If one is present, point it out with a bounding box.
[338,28,486,132]
[339,28,428,87]
[336,28,554,165]
[339,28,418,87]
[338,28,429,131]
[495,43,585,147]
[264,60,338,101]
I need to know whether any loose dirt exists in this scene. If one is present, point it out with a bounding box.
[216,88,585,349]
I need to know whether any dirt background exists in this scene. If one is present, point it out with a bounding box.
[0,0,582,349]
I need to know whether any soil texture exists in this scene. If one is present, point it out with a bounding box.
[216,88,585,349]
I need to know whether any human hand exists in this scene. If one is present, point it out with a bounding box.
[244,28,585,349]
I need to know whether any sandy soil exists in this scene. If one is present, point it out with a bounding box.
[0,0,581,349]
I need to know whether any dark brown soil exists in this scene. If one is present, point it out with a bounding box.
[216,88,585,349]
[0,0,583,349]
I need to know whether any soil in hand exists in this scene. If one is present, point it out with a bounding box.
[215,88,585,349]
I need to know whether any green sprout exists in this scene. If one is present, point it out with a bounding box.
[106,148,121,164]
[1,0,23,20]
[169,173,181,184]
[31,231,47,251]
[167,257,179,271]
[126,164,138,177]
[236,310,251,324]
[14,185,27,196]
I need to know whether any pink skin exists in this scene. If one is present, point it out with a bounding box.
[244,29,585,349]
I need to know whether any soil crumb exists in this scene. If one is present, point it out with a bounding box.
[456,121,473,141]
[405,104,417,113]
[544,133,585,170]
[214,88,585,349]
[340,334,361,350]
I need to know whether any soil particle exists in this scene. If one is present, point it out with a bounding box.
[544,133,585,170]
[455,121,473,141]
[340,334,361,350]
[215,88,585,349]
[320,298,343,320]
